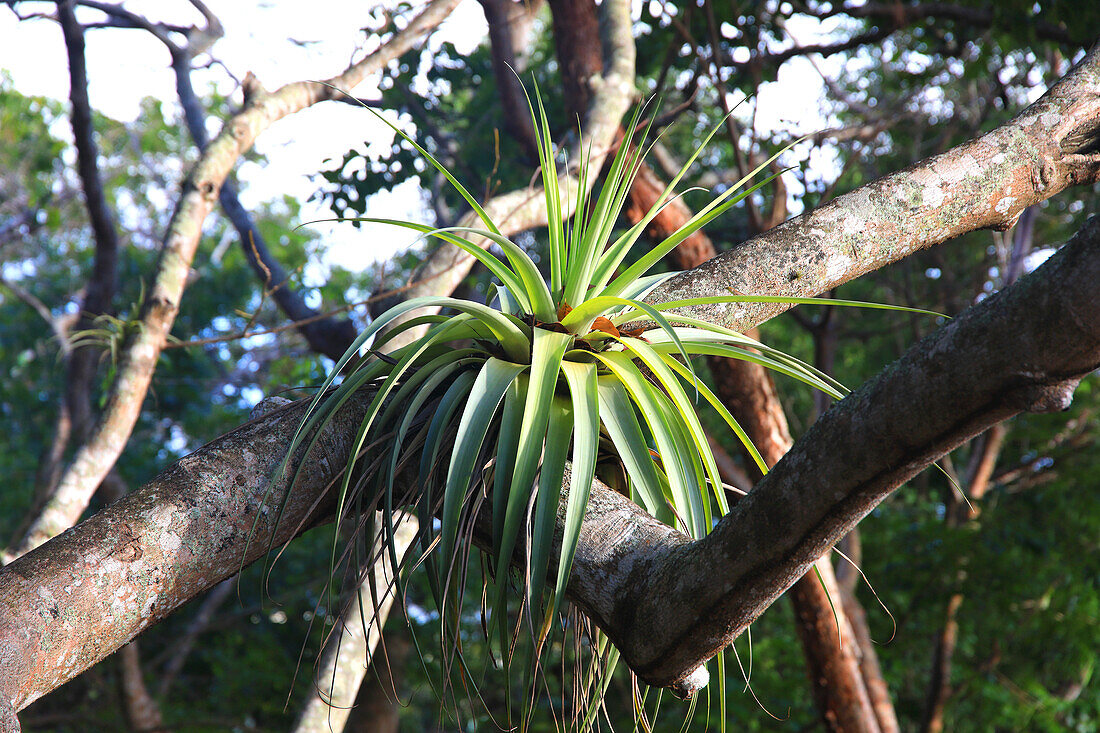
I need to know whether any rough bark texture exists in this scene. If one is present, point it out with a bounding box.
[602,215,1100,691]
[647,44,1100,330]
[626,135,896,729]
[548,0,604,121]
[0,395,367,713]
[726,357,891,731]
[789,559,882,732]
[713,355,893,730]
[155,577,234,699]
[5,0,464,560]
[3,215,1100,716]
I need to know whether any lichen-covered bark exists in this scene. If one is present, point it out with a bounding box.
[0,396,371,712]
[647,45,1100,329]
[3,30,1100,719]
[628,143,896,728]
[605,215,1100,691]
[3,218,1099,717]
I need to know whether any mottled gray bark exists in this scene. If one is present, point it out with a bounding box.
[0,396,361,713]
[5,214,1099,712]
[597,216,1100,692]
[648,44,1100,330]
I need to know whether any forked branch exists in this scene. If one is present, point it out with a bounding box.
[2,27,1100,719]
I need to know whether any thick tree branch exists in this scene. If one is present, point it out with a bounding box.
[596,216,1100,691]
[721,3,1088,73]
[648,43,1100,329]
[5,211,1099,714]
[840,2,1088,49]
[0,395,360,712]
[4,19,1100,720]
[625,148,892,727]
[4,0,463,560]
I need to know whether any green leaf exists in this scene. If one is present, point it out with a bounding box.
[529,399,572,624]
[440,358,526,573]
[418,369,478,595]
[589,106,745,291]
[526,82,565,298]
[555,361,599,619]
[495,329,573,619]
[442,226,557,322]
[619,294,948,322]
[492,376,526,557]
[618,336,726,520]
[561,294,698,388]
[600,170,786,299]
[659,354,768,477]
[351,99,503,237]
[343,218,534,315]
[595,376,671,522]
[595,351,707,538]
[563,105,647,307]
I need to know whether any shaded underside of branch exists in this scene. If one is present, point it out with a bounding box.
[604,215,1100,689]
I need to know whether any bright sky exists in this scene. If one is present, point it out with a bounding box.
[0,1,490,271]
[0,1,837,271]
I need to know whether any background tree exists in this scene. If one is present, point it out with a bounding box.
[1,1,1098,731]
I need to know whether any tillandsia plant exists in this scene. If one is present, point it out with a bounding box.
[272,89,934,722]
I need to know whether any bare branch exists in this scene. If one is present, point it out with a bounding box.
[480,0,540,154]
[3,213,1099,715]
[0,277,65,346]
[573,214,1100,693]
[3,0,465,561]
[723,3,1089,73]
[292,518,418,733]
[3,10,1100,718]
[57,0,120,438]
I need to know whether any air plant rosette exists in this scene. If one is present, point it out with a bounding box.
[272,90,932,721]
